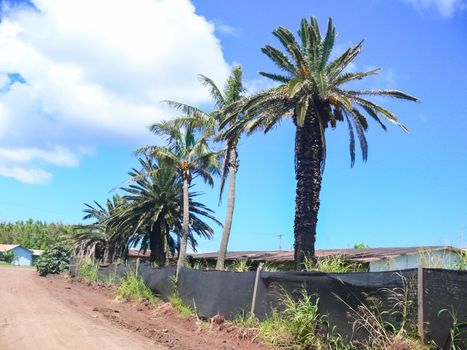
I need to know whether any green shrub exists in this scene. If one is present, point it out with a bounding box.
[304,255,364,273]
[0,251,15,264]
[116,272,155,303]
[227,259,250,272]
[77,260,99,283]
[36,243,70,276]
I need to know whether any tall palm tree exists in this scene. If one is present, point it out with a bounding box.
[73,195,127,263]
[110,157,219,266]
[137,124,220,276]
[228,17,418,269]
[164,66,247,270]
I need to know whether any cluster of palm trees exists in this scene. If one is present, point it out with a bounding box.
[72,17,417,271]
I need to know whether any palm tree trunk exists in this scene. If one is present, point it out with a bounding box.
[293,111,323,270]
[216,147,238,270]
[149,224,166,266]
[177,177,190,278]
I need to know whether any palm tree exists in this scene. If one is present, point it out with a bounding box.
[137,124,220,276]
[110,157,219,266]
[229,17,418,269]
[73,195,127,263]
[164,66,247,270]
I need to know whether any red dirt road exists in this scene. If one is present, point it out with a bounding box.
[0,265,269,350]
[0,265,160,350]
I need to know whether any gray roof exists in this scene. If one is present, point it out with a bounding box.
[189,246,462,263]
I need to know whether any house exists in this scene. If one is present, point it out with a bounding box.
[189,246,465,272]
[0,244,34,266]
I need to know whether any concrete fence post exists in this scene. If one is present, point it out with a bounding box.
[251,263,264,316]
[417,265,425,342]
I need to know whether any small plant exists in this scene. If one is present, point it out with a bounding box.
[438,307,467,350]
[115,272,155,303]
[169,293,192,317]
[36,243,70,276]
[263,261,293,272]
[304,255,364,273]
[233,311,261,328]
[228,259,250,272]
[77,260,99,283]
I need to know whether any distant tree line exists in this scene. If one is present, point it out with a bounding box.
[0,219,73,250]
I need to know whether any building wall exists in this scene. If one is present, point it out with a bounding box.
[11,246,33,266]
[369,250,462,272]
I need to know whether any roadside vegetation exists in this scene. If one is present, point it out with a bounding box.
[76,259,99,283]
[115,272,155,303]
[36,242,70,276]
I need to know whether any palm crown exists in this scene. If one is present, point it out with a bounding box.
[239,17,418,166]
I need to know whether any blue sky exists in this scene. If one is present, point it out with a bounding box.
[0,0,466,252]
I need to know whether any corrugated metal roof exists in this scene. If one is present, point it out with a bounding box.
[189,246,462,263]
[0,244,20,252]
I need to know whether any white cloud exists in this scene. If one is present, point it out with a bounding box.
[212,20,241,37]
[402,0,466,17]
[0,166,52,184]
[0,0,230,183]
[0,146,79,167]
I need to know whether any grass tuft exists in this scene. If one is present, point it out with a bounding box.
[77,260,99,283]
[115,272,155,303]
[169,293,192,317]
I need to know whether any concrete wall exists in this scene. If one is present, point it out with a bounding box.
[11,246,33,266]
[369,250,462,272]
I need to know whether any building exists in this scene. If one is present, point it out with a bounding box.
[189,246,465,272]
[0,244,43,266]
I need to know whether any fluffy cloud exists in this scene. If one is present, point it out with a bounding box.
[402,0,466,17]
[0,0,230,183]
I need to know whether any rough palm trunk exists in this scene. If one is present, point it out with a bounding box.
[149,223,166,266]
[177,178,190,278]
[103,239,115,264]
[216,147,238,270]
[293,110,323,270]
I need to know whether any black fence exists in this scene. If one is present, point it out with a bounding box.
[71,261,466,349]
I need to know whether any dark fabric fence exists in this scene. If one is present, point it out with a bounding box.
[178,267,256,319]
[77,263,465,348]
[255,269,418,339]
[423,269,467,349]
[138,263,175,299]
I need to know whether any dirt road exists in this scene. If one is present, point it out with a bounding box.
[0,265,269,350]
[0,265,162,350]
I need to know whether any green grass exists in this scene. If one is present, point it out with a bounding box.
[234,288,354,350]
[169,293,192,317]
[77,260,99,283]
[115,272,155,303]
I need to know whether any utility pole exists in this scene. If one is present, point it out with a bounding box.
[277,234,283,251]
